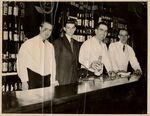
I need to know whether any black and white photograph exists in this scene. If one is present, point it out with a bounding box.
[1,1,147,114]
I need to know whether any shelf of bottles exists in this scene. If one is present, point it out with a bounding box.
[69,11,95,42]
[2,1,25,76]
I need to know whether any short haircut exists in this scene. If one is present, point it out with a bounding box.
[95,22,108,29]
[40,21,52,27]
[64,18,77,27]
[118,28,128,35]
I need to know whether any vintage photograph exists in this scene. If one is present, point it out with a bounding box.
[1,1,147,114]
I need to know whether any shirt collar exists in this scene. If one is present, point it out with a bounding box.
[94,36,104,45]
[38,35,48,44]
[65,34,72,43]
[119,41,126,47]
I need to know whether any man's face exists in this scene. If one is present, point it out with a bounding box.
[118,30,129,44]
[95,24,108,41]
[64,23,76,36]
[40,22,53,40]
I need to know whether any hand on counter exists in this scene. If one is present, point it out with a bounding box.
[133,69,142,76]
[22,82,29,90]
[54,81,59,86]
[90,60,103,76]
[91,61,102,71]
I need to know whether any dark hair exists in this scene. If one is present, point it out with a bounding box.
[118,28,128,35]
[40,21,52,27]
[64,18,77,27]
[95,22,108,29]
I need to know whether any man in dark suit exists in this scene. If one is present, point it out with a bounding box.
[53,19,80,85]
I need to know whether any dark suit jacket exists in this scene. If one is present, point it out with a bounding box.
[53,35,80,85]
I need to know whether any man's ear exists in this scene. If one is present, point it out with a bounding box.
[118,35,120,39]
[39,26,42,32]
[127,35,130,39]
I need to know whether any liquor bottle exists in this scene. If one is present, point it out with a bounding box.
[13,61,17,72]
[14,22,19,41]
[8,53,13,72]
[8,2,13,16]
[8,22,13,41]
[3,21,8,40]
[20,21,24,42]
[2,53,8,73]
[13,2,19,16]
[77,13,80,26]
[3,2,8,16]
[20,3,25,17]
[94,56,103,76]
[10,53,16,72]
[78,13,82,26]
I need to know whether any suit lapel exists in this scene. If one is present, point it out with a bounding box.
[62,35,73,54]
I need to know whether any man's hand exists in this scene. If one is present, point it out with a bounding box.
[54,80,59,86]
[133,69,142,76]
[22,82,29,90]
[90,61,102,71]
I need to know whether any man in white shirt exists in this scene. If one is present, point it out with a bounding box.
[79,22,113,76]
[109,29,142,75]
[17,21,58,90]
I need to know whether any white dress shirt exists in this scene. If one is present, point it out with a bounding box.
[109,41,141,72]
[79,36,112,74]
[17,35,56,84]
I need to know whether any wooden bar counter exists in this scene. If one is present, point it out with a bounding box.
[2,74,147,114]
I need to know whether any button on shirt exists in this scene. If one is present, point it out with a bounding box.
[79,36,112,74]
[109,41,141,72]
[17,35,56,84]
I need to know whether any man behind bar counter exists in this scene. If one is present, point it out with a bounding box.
[53,19,80,85]
[79,22,114,76]
[109,29,142,75]
[17,21,58,90]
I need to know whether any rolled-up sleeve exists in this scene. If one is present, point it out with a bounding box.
[50,45,56,85]
[79,42,91,70]
[129,47,142,72]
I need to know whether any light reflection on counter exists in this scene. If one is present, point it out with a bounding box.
[15,74,140,106]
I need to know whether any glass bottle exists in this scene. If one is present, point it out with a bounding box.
[94,56,103,76]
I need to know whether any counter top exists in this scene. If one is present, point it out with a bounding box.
[2,74,145,113]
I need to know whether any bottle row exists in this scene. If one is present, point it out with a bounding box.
[69,13,94,28]
[2,52,17,73]
[76,13,94,28]
[77,12,94,19]
[2,41,21,54]
[75,28,94,35]
[3,21,25,42]
[2,82,22,92]
[98,16,127,29]
[3,2,25,17]
[74,35,93,42]
[76,18,94,28]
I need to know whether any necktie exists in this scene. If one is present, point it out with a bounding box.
[70,38,74,52]
[123,45,125,52]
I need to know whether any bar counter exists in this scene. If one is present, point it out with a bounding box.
[2,74,147,114]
